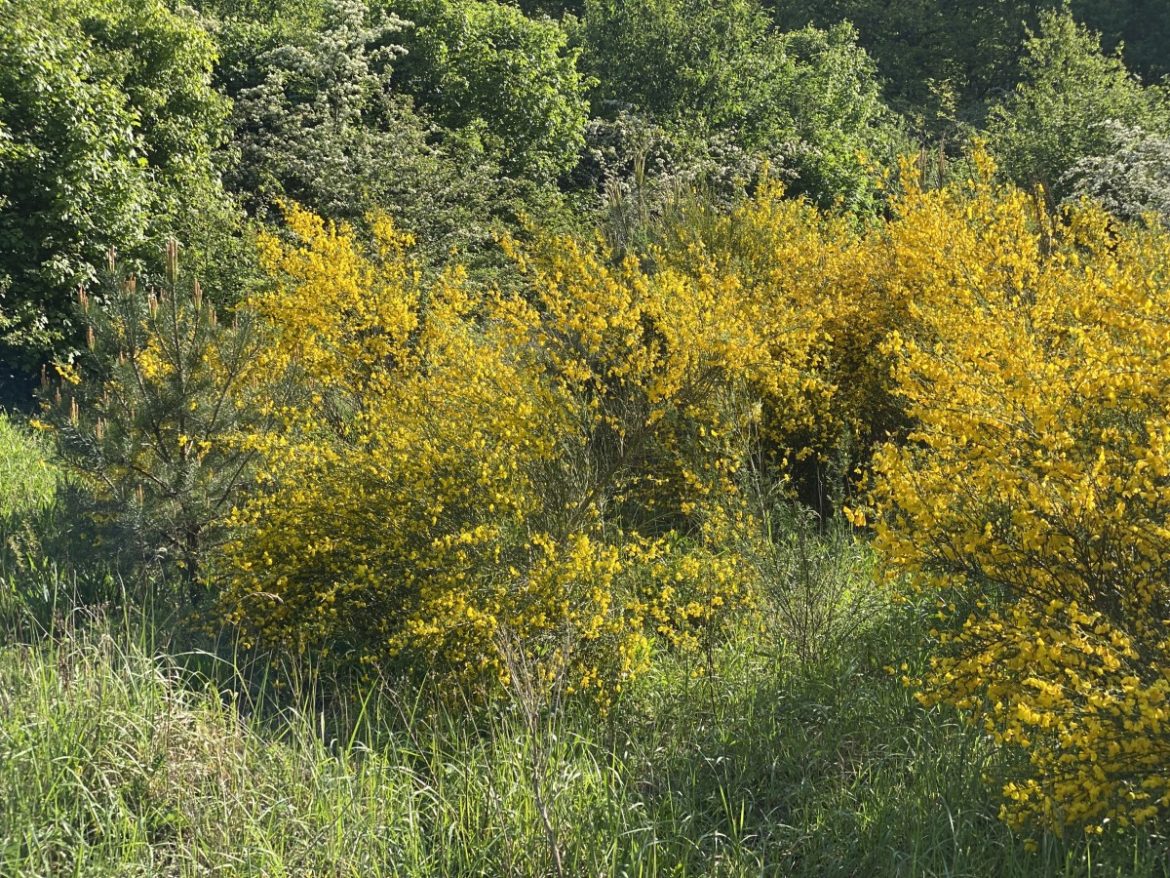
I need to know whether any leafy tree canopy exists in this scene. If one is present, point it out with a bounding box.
[772,0,1169,128]
[773,0,1048,120]
[1060,0,1170,85]
[388,0,592,183]
[225,0,549,261]
[987,9,1170,202]
[580,0,895,210]
[0,0,231,372]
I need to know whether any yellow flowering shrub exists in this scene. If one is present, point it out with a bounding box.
[647,184,855,458]
[637,177,931,483]
[504,192,843,524]
[623,527,753,655]
[219,206,760,699]
[869,169,1170,833]
[222,207,564,682]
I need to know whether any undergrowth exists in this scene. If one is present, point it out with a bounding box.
[3,413,1166,877]
[1,597,1167,877]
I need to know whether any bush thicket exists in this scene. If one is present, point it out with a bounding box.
[8,0,1170,851]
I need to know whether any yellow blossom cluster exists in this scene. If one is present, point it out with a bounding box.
[218,205,771,698]
[869,160,1170,833]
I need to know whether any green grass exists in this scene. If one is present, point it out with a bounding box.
[0,413,56,522]
[2,604,1168,877]
[0,413,116,640]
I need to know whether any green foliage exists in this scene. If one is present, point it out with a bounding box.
[0,0,233,365]
[773,0,1046,120]
[189,0,330,115]
[775,24,898,210]
[391,0,592,183]
[0,415,56,523]
[580,0,893,210]
[773,1,1169,127]
[79,0,229,205]
[1067,0,1170,85]
[225,0,542,261]
[41,243,270,596]
[514,0,580,16]
[0,1,149,358]
[987,9,1170,202]
[582,0,775,128]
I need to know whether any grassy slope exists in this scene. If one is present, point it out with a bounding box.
[1,612,1167,877]
[1,417,1167,877]
[0,414,55,521]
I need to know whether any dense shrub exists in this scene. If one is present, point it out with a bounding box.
[221,208,600,686]
[1064,122,1170,225]
[218,205,855,697]
[0,0,233,366]
[225,0,535,267]
[580,0,894,212]
[868,162,1170,833]
[987,10,1170,204]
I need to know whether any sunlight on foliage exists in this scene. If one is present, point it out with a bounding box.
[220,206,760,702]
[870,158,1170,834]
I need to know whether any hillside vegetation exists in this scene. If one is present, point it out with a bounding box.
[2,0,1170,874]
